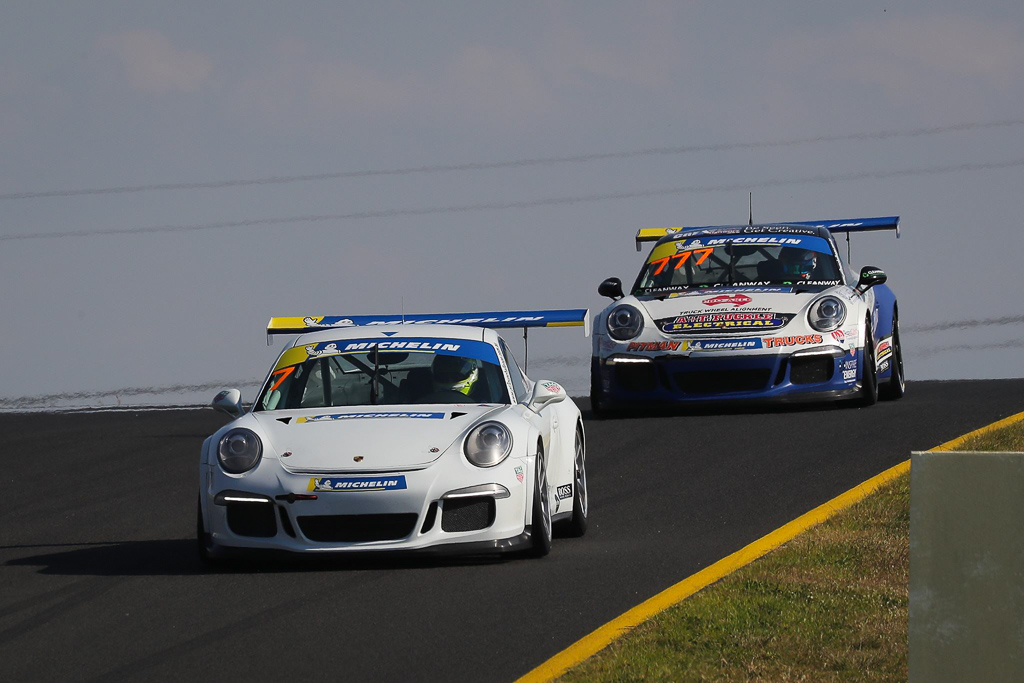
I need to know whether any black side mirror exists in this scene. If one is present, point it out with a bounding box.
[856,266,887,293]
[598,277,624,300]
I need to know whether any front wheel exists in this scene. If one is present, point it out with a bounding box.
[857,318,879,407]
[196,496,221,565]
[879,312,905,401]
[556,423,588,538]
[589,358,610,419]
[529,442,552,557]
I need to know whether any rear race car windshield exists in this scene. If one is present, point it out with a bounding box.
[255,337,510,411]
[633,234,842,295]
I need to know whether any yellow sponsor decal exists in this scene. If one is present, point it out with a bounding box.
[636,227,682,243]
[647,240,686,262]
[273,346,313,371]
[267,316,329,332]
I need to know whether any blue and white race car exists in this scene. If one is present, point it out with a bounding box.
[199,309,590,560]
[590,217,905,413]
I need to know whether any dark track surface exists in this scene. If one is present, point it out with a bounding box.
[3,379,1023,682]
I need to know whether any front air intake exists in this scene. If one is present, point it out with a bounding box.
[297,514,419,543]
[789,355,835,385]
[441,497,496,533]
[226,502,277,537]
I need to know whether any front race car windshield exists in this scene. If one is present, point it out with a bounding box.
[633,233,843,296]
[254,337,510,411]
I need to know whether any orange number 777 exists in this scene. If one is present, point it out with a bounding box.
[649,248,714,276]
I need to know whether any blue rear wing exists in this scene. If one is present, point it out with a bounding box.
[634,216,900,251]
[784,216,900,237]
[268,309,590,337]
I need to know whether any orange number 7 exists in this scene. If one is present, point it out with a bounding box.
[650,248,713,276]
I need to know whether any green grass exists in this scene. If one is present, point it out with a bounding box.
[559,415,1024,682]
[955,418,1024,452]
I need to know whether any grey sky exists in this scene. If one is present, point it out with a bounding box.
[2,2,1023,407]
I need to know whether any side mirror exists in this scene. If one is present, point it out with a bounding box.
[212,388,243,418]
[856,266,887,293]
[528,380,567,413]
[598,277,624,300]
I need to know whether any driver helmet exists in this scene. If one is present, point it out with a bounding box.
[782,248,817,279]
[431,354,479,395]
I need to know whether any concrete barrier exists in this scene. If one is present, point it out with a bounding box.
[910,451,1024,682]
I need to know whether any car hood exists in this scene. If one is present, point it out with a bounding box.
[251,404,505,472]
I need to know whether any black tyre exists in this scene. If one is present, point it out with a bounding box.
[196,496,221,565]
[857,318,879,407]
[557,423,589,538]
[879,311,905,401]
[529,441,552,557]
[589,357,610,419]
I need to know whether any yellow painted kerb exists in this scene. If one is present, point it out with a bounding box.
[516,409,1024,683]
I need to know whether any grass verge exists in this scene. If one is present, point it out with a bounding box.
[558,417,1024,682]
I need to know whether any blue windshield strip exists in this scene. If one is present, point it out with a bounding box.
[304,338,500,364]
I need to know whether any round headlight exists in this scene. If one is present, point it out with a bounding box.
[808,296,847,332]
[464,421,513,468]
[217,428,263,474]
[607,305,644,340]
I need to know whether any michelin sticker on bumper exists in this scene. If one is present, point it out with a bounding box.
[308,476,408,492]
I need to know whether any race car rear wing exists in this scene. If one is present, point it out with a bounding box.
[267,309,589,336]
[267,309,589,371]
[634,216,900,251]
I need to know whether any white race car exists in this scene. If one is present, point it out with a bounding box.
[198,309,589,560]
[591,217,906,413]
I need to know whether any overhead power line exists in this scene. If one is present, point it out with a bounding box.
[3,157,1022,242]
[2,119,1023,201]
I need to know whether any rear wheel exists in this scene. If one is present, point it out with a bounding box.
[557,423,589,538]
[529,442,552,557]
[857,318,879,407]
[880,312,905,401]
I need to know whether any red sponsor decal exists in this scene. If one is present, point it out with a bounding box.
[541,381,562,393]
[702,294,752,308]
[627,341,681,352]
[877,340,891,354]
[832,330,845,342]
[762,335,824,348]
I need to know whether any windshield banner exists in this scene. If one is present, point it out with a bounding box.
[273,337,501,371]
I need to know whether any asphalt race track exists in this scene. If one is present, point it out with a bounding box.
[3,379,1024,682]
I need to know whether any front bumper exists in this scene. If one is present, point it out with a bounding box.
[202,454,530,555]
[594,346,862,405]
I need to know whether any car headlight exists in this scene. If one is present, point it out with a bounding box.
[217,428,263,474]
[464,421,513,468]
[808,296,847,332]
[607,305,644,340]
